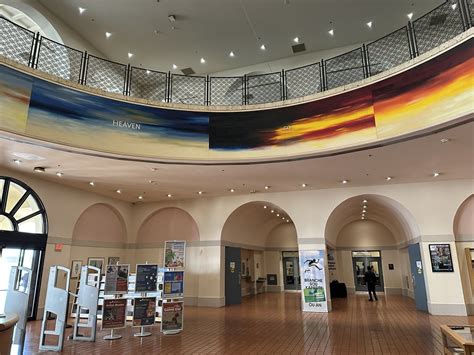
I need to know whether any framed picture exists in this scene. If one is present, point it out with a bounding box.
[429,244,454,272]
[88,257,105,274]
[108,256,120,265]
[70,260,82,278]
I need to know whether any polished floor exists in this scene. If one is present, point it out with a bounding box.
[24,293,472,354]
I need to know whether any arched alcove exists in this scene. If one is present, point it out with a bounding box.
[453,195,474,313]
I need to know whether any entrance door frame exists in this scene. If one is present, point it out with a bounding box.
[351,250,385,293]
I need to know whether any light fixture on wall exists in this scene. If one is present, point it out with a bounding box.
[293,37,299,43]
[128,52,134,58]
[172,64,178,70]
[451,3,457,10]
[407,12,414,20]
[200,58,206,64]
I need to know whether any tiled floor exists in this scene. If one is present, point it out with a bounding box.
[24,293,473,354]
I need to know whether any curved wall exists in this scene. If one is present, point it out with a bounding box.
[0,35,472,163]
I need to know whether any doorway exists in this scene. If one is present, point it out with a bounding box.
[225,246,241,305]
[282,251,300,291]
[352,250,384,292]
[408,243,428,312]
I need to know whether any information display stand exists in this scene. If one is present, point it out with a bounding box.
[132,263,158,337]
[5,266,32,354]
[72,265,100,342]
[39,266,71,352]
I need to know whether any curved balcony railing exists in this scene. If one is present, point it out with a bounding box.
[0,0,472,107]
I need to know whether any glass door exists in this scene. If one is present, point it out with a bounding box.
[352,251,384,292]
[283,257,300,291]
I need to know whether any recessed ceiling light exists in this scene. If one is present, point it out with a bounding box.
[451,3,457,10]
[168,14,176,22]
[293,36,299,43]
[116,189,122,194]
[281,217,285,220]
[271,210,274,213]
[407,12,413,20]
[264,186,270,190]
[56,172,63,177]
[286,219,289,222]
[229,188,235,192]
[260,44,266,50]
[363,199,368,203]
[151,167,158,171]
[301,183,307,187]
[105,32,112,38]
[200,57,206,64]
[276,214,280,217]
[440,138,450,143]
[172,64,178,70]
[78,7,86,14]
[198,191,203,195]
[386,176,392,181]
[148,180,157,184]
[12,159,21,164]
[341,179,348,184]
[128,52,134,58]
[89,181,95,186]
[229,51,235,57]
[167,193,172,198]
[361,217,365,220]
[138,195,144,200]
[263,205,267,209]
[366,21,373,28]
[433,172,440,177]
[363,205,367,209]
[34,167,45,173]
[328,29,334,36]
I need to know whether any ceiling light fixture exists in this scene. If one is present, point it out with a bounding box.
[407,12,414,20]
[229,188,235,192]
[229,51,235,57]
[33,167,45,173]
[264,186,270,190]
[250,190,257,193]
[78,7,86,14]
[168,14,176,22]
[451,3,457,10]
[56,172,63,177]
[167,193,172,198]
[105,32,112,38]
[440,138,450,143]
[328,29,334,36]
[363,200,368,203]
[363,205,367,209]
[386,176,392,181]
[361,217,365,220]
[301,183,307,187]
[293,37,299,43]
[281,217,285,220]
[138,195,144,200]
[276,214,280,217]
[198,191,203,195]
[89,181,95,186]
[172,64,178,70]
[366,21,373,28]
[260,44,266,51]
[128,52,134,58]
[200,57,206,64]
[433,172,440,177]
[286,219,289,222]
[271,210,274,213]
[116,189,122,194]
[12,159,21,164]
[341,179,348,184]
[263,205,267,209]
[146,70,151,74]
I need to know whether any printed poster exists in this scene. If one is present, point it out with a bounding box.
[102,298,127,329]
[161,301,183,333]
[299,250,328,312]
[104,264,129,295]
[163,271,184,298]
[135,264,158,292]
[132,297,156,327]
[164,241,186,268]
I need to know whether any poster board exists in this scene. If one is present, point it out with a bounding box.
[161,301,183,333]
[132,297,156,327]
[102,298,127,329]
[135,264,158,293]
[104,264,130,295]
[163,271,184,298]
[429,244,454,272]
[164,241,186,268]
[299,250,328,312]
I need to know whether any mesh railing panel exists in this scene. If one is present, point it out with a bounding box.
[0,17,35,66]
[246,72,282,105]
[36,37,83,82]
[85,55,127,94]
[467,0,474,26]
[170,75,206,105]
[367,27,411,76]
[325,47,365,90]
[413,1,464,55]
[129,67,167,102]
[209,77,244,105]
[285,63,321,99]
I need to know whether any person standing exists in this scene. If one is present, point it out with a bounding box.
[364,265,378,301]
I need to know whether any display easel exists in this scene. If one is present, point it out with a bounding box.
[72,265,100,342]
[5,266,32,354]
[103,262,129,340]
[39,265,70,352]
[133,262,155,337]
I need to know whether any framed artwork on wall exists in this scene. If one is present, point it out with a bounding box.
[429,244,454,272]
[88,257,105,274]
[71,260,82,278]
[108,256,120,265]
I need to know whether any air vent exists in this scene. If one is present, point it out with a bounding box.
[429,14,447,26]
[292,43,306,54]
[181,67,195,75]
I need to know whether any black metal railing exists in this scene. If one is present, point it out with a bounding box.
[0,0,471,107]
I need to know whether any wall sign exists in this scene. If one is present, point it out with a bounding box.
[299,250,328,312]
[163,271,184,298]
[104,264,129,295]
[102,298,127,329]
[135,264,158,293]
[132,297,156,327]
[164,241,186,268]
[429,244,454,272]
[267,274,277,285]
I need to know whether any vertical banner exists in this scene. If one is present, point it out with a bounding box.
[164,241,186,268]
[299,250,328,312]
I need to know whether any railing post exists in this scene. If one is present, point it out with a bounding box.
[243,74,248,105]
[123,64,131,96]
[281,69,286,101]
[320,59,327,91]
[29,32,41,69]
[459,0,472,30]
[407,21,419,58]
[206,75,210,106]
[167,71,172,103]
[79,51,88,85]
[362,44,370,78]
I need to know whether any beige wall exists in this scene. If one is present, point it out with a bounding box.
[336,220,396,248]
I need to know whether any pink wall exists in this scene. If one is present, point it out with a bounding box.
[137,207,199,243]
[72,203,126,243]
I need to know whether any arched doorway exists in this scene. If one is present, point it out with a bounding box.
[0,176,48,319]
[221,201,296,305]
